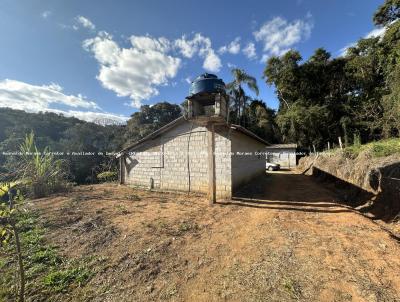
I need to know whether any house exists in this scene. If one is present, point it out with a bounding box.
[265,144,297,169]
[117,73,269,203]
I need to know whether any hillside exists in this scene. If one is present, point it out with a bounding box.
[2,176,400,301]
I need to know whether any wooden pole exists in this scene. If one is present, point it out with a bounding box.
[328,141,330,150]
[207,123,216,205]
[338,137,343,150]
[312,144,316,154]
[119,156,125,184]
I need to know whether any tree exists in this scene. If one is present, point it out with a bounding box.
[373,0,400,26]
[264,50,302,110]
[245,100,280,143]
[226,68,259,125]
[0,182,25,302]
[124,102,182,146]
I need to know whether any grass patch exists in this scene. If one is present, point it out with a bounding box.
[0,209,95,301]
[43,266,92,292]
[343,138,400,158]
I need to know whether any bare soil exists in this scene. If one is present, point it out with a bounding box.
[31,172,400,301]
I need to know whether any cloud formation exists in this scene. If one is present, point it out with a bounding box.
[84,32,181,108]
[253,15,313,58]
[41,11,52,19]
[75,16,96,31]
[218,37,241,55]
[174,33,222,72]
[242,42,257,60]
[0,79,127,123]
[339,26,387,56]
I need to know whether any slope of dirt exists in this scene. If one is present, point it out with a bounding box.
[297,152,400,234]
[29,178,400,302]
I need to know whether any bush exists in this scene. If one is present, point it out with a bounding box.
[343,138,400,158]
[16,133,71,198]
[97,171,118,183]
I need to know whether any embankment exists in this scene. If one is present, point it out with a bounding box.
[298,151,400,223]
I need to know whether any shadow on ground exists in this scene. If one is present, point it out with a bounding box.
[225,172,351,214]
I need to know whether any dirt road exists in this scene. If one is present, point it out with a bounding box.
[32,172,400,302]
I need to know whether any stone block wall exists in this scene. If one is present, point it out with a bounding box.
[123,121,232,199]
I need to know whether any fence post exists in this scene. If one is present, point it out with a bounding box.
[338,137,343,150]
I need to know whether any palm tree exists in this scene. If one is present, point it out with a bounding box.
[226,68,259,125]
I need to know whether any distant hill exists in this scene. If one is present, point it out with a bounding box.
[0,108,125,183]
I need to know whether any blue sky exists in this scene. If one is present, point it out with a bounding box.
[0,0,384,123]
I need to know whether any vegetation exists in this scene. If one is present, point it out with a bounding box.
[1,0,400,186]
[17,133,70,198]
[343,138,400,158]
[226,68,259,125]
[97,171,118,183]
[263,0,400,150]
[0,209,95,301]
[0,183,25,302]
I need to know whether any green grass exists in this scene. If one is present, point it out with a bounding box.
[343,138,400,158]
[43,266,92,292]
[0,209,95,301]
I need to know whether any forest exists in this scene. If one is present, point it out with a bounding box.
[0,0,399,185]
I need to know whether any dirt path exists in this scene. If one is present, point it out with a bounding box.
[32,175,400,302]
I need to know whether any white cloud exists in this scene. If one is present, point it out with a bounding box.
[242,42,257,59]
[253,15,313,58]
[84,31,181,108]
[174,33,222,72]
[75,15,95,31]
[202,50,222,72]
[338,43,356,57]
[365,27,386,39]
[41,11,52,19]
[174,33,211,58]
[46,109,128,124]
[227,62,237,69]
[218,37,241,54]
[260,54,270,63]
[0,79,99,112]
[338,26,387,57]
[0,79,127,123]
[185,77,192,84]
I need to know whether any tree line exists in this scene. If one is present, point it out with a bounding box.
[263,0,400,149]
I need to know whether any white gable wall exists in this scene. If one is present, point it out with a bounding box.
[231,131,266,191]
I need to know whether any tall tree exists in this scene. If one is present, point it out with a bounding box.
[124,102,182,146]
[226,68,259,125]
[373,0,400,26]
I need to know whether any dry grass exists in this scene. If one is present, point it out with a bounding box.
[3,180,399,302]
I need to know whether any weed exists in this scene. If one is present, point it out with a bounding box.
[178,221,198,233]
[125,194,141,201]
[116,204,129,214]
[43,266,92,292]
[282,278,302,299]
[0,209,94,301]
[343,138,400,158]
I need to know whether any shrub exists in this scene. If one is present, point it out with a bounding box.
[17,133,71,198]
[97,171,118,183]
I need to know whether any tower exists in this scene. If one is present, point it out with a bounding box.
[185,73,228,125]
[185,73,228,205]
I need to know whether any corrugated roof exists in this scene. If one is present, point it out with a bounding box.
[116,117,270,157]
